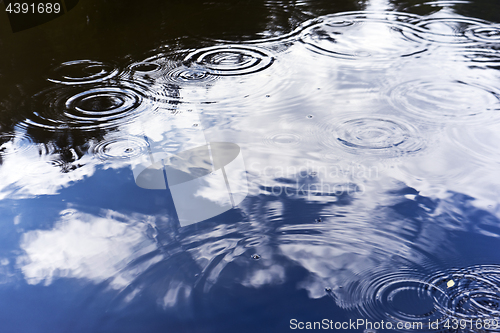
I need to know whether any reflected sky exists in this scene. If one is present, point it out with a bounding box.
[18,209,162,289]
[1,0,500,332]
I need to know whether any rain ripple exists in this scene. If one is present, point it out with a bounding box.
[389,79,500,123]
[164,66,218,85]
[343,269,447,331]
[91,136,150,161]
[414,17,500,45]
[428,265,500,321]
[47,60,119,85]
[299,12,427,61]
[20,84,153,131]
[343,265,500,331]
[126,54,220,86]
[183,45,275,76]
[465,26,500,43]
[317,116,425,157]
[264,133,302,147]
[0,132,36,157]
[129,62,161,73]
[453,48,500,67]
[447,124,500,166]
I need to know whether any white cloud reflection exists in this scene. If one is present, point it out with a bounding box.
[0,146,96,200]
[18,210,162,289]
[242,264,285,288]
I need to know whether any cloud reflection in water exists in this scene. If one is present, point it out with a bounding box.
[18,210,162,290]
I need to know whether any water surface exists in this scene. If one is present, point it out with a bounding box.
[1,0,500,332]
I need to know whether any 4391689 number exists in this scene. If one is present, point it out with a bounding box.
[5,2,61,14]
[443,318,499,330]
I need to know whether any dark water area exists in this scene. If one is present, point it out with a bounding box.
[1,0,500,332]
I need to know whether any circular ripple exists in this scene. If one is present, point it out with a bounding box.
[265,133,301,146]
[324,117,425,157]
[122,55,210,104]
[123,48,298,108]
[421,0,471,5]
[21,84,151,131]
[92,136,149,161]
[448,125,500,166]
[47,60,119,85]
[0,132,35,156]
[163,65,219,85]
[389,79,500,123]
[400,1,475,13]
[413,18,497,45]
[299,12,427,61]
[454,48,500,66]
[65,87,140,120]
[465,26,500,43]
[183,45,274,76]
[123,58,174,84]
[344,270,448,331]
[427,265,500,321]
[130,62,161,73]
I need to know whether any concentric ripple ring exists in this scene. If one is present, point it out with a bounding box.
[163,65,219,84]
[465,26,500,43]
[92,136,150,161]
[183,45,274,75]
[342,270,448,331]
[413,17,500,45]
[47,60,119,85]
[388,79,500,123]
[427,265,500,320]
[264,133,302,147]
[326,117,425,157]
[22,85,149,131]
[0,132,35,157]
[65,87,141,119]
[299,12,427,61]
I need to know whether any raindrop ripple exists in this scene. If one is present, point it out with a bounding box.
[21,84,152,131]
[47,60,119,85]
[299,12,427,61]
[343,269,448,331]
[92,136,150,161]
[427,265,500,320]
[265,133,302,146]
[321,117,425,157]
[412,17,500,45]
[183,45,275,76]
[0,132,35,157]
[163,65,219,85]
[389,79,500,123]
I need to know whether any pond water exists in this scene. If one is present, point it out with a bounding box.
[1,0,500,332]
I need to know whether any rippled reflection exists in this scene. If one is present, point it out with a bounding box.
[46,60,119,85]
[429,265,500,321]
[20,83,156,131]
[2,0,500,332]
[300,12,427,61]
[330,116,425,156]
[0,131,36,158]
[389,78,500,122]
[184,45,275,76]
[18,209,162,289]
[342,269,447,330]
[91,135,150,161]
[414,17,500,44]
